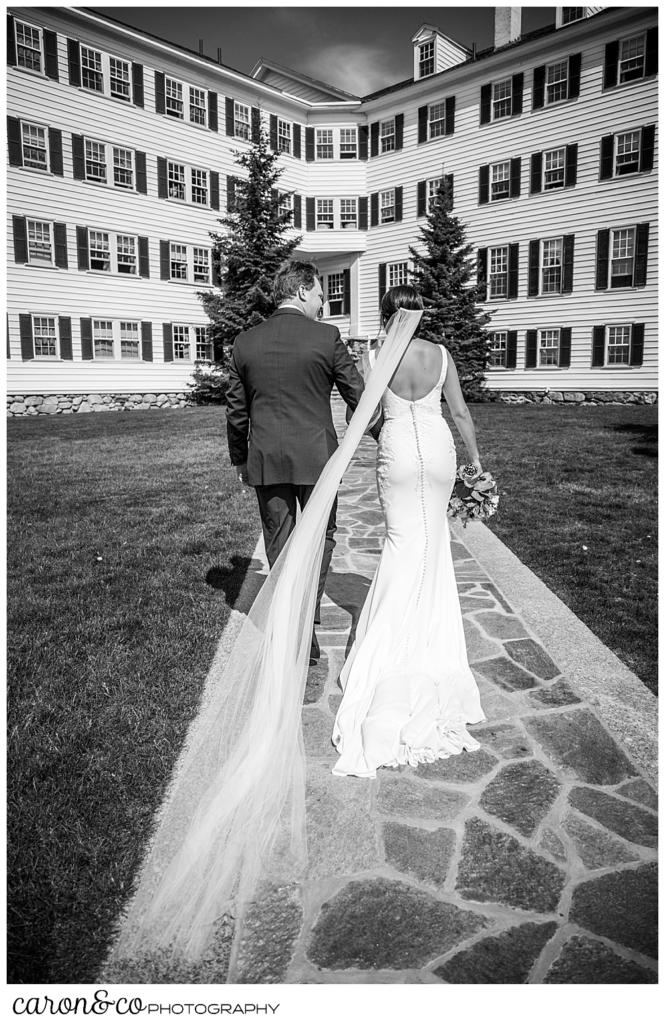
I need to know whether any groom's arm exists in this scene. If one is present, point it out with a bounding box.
[225,341,250,470]
[333,334,383,441]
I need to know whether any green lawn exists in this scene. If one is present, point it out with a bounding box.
[7,401,657,983]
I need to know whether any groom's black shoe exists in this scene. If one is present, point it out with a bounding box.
[314,605,321,626]
[309,631,320,664]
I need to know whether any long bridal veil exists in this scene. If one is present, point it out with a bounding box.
[123,308,423,970]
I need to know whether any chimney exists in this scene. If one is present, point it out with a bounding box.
[198,38,204,56]
[217,47,223,64]
[494,7,522,50]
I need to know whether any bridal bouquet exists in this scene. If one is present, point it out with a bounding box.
[448,465,499,527]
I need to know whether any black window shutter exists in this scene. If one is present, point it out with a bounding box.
[511,73,523,115]
[565,143,578,187]
[445,96,455,135]
[418,105,428,143]
[634,223,649,287]
[562,234,575,293]
[157,157,168,198]
[19,314,34,360]
[604,40,619,89]
[378,263,386,306]
[225,97,235,136]
[508,243,519,298]
[7,14,16,65]
[208,91,218,131]
[592,325,606,366]
[444,173,454,209]
[269,113,278,150]
[532,65,546,109]
[358,124,368,160]
[67,38,80,87]
[49,129,63,176]
[293,193,302,228]
[210,170,220,210]
[599,135,614,180]
[370,192,379,227]
[80,317,93,360]
[343,269,351,315]
[163,323,173,362]
[417,180,426,216]
[132,63,144,107]
[480,83,492,124]
[559,327,572,368]
[251,107,261,144]
[568,53,581,99]
[645,26,658,77]
[154,71,165,114]
[135,150,147,193]
[293,123,301,159]
[395,113,404,150]
[510,157,521,198]
[506,330,517,369]
[226,175,236,213]
[44,30,59,80]
[640,125,655,172]
[595,230,610,290]
[530,151,542,194]
[476,248,488,301]
[12,216,28,263]
[394,186,403,222]
[271,187,278,206]
[525,330,537,368]
[72,134,85,179]
[630,323,645,366]
[358,195,368,229]
[141,321,153,361]
[7,116,22,166]
[306,197,315,231]
[370,122,379,157]
[138,236,149,278]
[528,239,540,297]
[160,239,170,279]
[478,165,489,205]
[76,226,89,270]
[59,317,72,359]
[212,254,221,288]
[305,127,315,161]
[54,222,68,268]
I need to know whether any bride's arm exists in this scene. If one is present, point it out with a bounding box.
[442,355,482,474]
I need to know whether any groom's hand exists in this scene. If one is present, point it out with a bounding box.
[234,463,248,485]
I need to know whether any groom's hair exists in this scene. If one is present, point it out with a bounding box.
[273,260,320,303]
[381,285,424,323]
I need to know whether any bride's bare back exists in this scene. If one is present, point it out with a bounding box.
[388,337,444,401]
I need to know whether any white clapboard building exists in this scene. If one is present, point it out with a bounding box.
[6,5,658,411]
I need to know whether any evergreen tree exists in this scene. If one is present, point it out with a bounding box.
[409,178,492,401]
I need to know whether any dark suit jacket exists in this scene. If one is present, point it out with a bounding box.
[226,307,365,486]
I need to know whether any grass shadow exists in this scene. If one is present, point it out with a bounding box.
[614,422,658,458]
[206,556,266,613]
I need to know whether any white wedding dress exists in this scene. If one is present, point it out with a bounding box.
[332,345,485,777]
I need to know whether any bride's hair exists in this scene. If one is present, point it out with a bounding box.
[381,285,424,324]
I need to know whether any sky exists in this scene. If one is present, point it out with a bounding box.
[88,4,558,96]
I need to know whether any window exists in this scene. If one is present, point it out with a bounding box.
[189,87,207,126]
[193,248,210,284]
[380,189,395,224]
[543,147,566,190]
[168,161,186,200]
[327,273,345,316]
[89,231,111,272]
[120,321,140,359]
[491,161,511,201]
[194,325,212,360]
[419,40,435,78]
[489,246,508,298]
[32,315,58,357]
[538,329,560,367]
[15,20,43,72]
[277,119,291,154]
[387,262,409,288]
[380,119,396,153]
[234,103,250,140]
[316,129,333,160]
[340,198,357,228]
[113,147,134,189]
[91,319,141,360]
[88,230,137,275]
[173,324,191,360]
[488,331,508,368]
[76,45,136,102]
[27,220,53,264]
[171,324,210,360]
[109,57,131,101]
[81,139,135,189]
[607,324,631,365]
[166,161,208,204]
[85,139,107,182]
[116,235,137,275]
[610,228,635,287]
[427,177,442,212]
[191,168,208,205]
[167,243,212,284]
[541,238,563,294]
[165,76,184,119]
[615,130,641,175]
[562,8,585,25]
[619,34,646,84]
[81,45,104,92]
[340,128,357,159]
[316,198,334,228]
[21,122,48,170]
[428,102,447,139]
[492,78,513,119]
[277,192,293,219]
[546,59,569,104]
[93,319,114,358]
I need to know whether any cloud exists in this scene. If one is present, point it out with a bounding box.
[298,42,398,95]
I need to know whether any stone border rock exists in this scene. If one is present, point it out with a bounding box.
[7,393,191,415]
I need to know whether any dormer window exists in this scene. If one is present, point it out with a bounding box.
[561,8,585,25]
[419,41,435,78]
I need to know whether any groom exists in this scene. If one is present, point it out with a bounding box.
[226,259,371,661]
